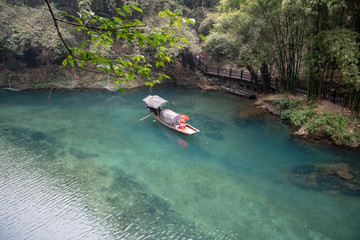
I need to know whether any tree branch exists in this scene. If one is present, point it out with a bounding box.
[45,0,73,56]
[54,17,147,32]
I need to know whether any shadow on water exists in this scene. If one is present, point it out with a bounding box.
[0,126,98,161]
[100,167,216,239]
[0,126,59,158]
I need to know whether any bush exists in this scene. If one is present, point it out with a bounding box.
[204,33,236,56]
[268,96,360,146]
[198,17,215,36]
[305,112,357,144]
[270,97,314,127]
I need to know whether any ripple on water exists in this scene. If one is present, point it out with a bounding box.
[0,139,113,240]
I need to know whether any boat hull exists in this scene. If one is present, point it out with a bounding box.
[153,113,200,135]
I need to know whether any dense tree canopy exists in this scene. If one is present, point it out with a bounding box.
[205,0,360,111]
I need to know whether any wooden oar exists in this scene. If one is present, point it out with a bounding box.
[135,114,152,122]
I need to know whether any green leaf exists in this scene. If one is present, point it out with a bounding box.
[123,6,132,16]
[131,5,143,13]
[145,82,154,87]
[70,15,83,24]
[81,41,85,49]
[118,88,127,93]
[138,38,145,46]
[118,11,126,17]
[69,59,74,68]
[176,21,181,28]
[180,37,189,43]
[62,59,68,66]
[163,74,170,79]
[125,73,134,81]
[135,19,144,25]
[113,17,123,25]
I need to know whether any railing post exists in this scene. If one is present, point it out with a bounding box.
[240,70,243,80]
[229,68,232,78]
[332,90,337,103]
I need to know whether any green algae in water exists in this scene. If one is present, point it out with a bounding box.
[0,87,360,240]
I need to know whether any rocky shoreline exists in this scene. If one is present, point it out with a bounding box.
[253,94,360,149]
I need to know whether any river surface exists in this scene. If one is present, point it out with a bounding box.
[0,86,359,240]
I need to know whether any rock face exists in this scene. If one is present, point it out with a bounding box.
[294,126,307,136]
[289,162,359,195]
[264,101,281,116]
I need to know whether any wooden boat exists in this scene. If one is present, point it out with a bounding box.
[143,95,200,135]
[223,87,256,99]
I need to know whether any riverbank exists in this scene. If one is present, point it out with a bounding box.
[2,67,359,149]
[254,94,360,148]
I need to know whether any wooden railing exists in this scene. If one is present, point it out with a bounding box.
[193,57,252,82]
[192,56,344,103]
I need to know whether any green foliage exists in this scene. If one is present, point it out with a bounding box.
[0,2,68,56]
[180,0,219,9]
[204,32,235,56]
[217,0,242,12]
[304,111,360,145]
[322,29,359,89]
[271,97,314,127]
[197,16,215,37]
[56,2,193,90]
[212,0,359,98]
[269,96,360,146]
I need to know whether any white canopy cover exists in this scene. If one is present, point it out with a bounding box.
[143,95,171,109]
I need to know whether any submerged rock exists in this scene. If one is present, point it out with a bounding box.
[336,170,354,180]
[289,162,359,196]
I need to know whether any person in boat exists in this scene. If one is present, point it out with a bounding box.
[179,117,186,130]
[178,114,189,130]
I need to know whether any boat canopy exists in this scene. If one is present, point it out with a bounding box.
[160,109,180,126]
[143,95,172,109]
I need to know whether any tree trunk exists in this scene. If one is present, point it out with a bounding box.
[260,63,271,94]
[246,65,261,93]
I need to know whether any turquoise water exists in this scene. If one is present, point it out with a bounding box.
[0,86,359,240]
